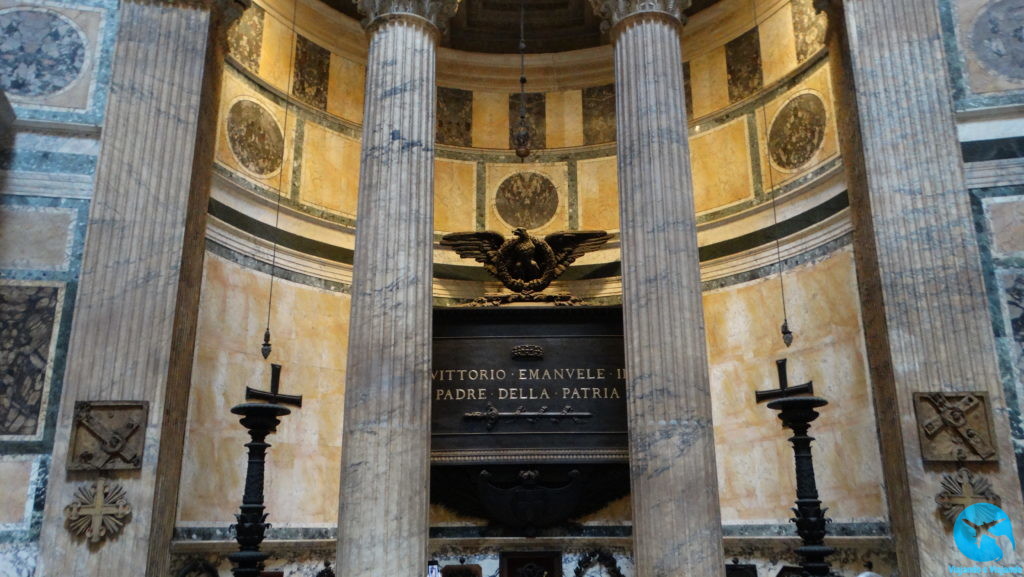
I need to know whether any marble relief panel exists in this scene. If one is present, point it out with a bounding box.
[226,2,264,73]
[582,84,615,145]
[954,0,1024,95]
[437,86,473,147]
[0,205,75,271]
[767,92,827,171]
[326,54,365,124]
[292,35,329,110]
[690,117,753,213]
[471,91,509,149]
[725,28,763,103]
[485,162,568,237]
[689,47,729,118]
[576,156,618,232]
[226,98,286,177]
[298,121,360,216]
[0,281,63,440]
[258,11,294,92]
[985,196,1024,256]
[758,3,798,86]
[434,157,476,233]
[791,0,826,63]
[508,92,546,150]
[216,71,293,191]
[0,1,108,118]
[755,64,838,190]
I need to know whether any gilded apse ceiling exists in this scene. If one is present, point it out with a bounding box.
[320,0,724,53]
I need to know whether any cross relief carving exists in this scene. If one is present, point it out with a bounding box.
[913,392,997,463]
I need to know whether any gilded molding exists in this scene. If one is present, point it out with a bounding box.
[587,0,690,29]
[358,0,461,32]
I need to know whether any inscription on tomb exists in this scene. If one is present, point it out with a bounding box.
[431,307,627,465]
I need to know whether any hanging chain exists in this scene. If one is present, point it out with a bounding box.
[748,0,792,347]
[261,0,300,359]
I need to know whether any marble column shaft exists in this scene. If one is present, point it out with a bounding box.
[609,9,725,577]
[36,1,234,575]
[831,0,1024,573]
[336,13,439,577]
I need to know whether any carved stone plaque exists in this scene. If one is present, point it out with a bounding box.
[913,392,997,463]
[64,477,131,544]
[432,307,627,465]
[67,401,148,471]
[935,467,1001,523]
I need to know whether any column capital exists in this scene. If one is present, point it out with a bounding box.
[587,0,690,30]
[358,0,461,33]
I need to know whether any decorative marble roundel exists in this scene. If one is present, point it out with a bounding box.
[0,8,87,98]
[972,0,1024,80]
[495,172,559,229]
[226,99,285,177]
[768,93,827,171]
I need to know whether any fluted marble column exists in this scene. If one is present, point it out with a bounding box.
[588,2,724,576]
[820,0,1024,574]
[335,2,458,576]
[36,0,243,575]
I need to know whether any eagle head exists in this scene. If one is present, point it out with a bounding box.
[512,227,528,238]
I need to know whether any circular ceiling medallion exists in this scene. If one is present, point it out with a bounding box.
[972,0,1024,80]
[0,8,87,98]
[226,99,285,177]
[768,93,827,171]
[495,172,559,230]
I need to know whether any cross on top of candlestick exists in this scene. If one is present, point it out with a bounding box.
[755,358,814,403]
[245,364,303,408]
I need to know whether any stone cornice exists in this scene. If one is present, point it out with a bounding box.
[587,0,690,29]
[358,0,461,32]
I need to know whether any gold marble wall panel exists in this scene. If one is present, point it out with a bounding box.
[756,64,838,190]
[757,3,798,86]
[258,11,295,93]
[0,459,31,524]
[472,91,511,149]
[435,158,477,233]
[178,254,350,525]
[327,54,365,124]
[545,90,584,149]
[0,206,74,270]
[952,0,1024,95]
[690,118,754,213]
[485,162,569,236]
[689,47,730,118]
[216,71,294,193]
[989,198,1024,255]
[577,156,619,231]
[705,248,886,523]
[300,122,360,216]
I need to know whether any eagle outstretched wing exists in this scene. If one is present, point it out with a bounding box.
[544,230,612,280]
[440,231,506,275]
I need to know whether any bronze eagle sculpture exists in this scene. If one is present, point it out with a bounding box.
[441,228,611,293]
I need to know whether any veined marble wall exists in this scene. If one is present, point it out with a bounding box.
[0,0,114,572]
